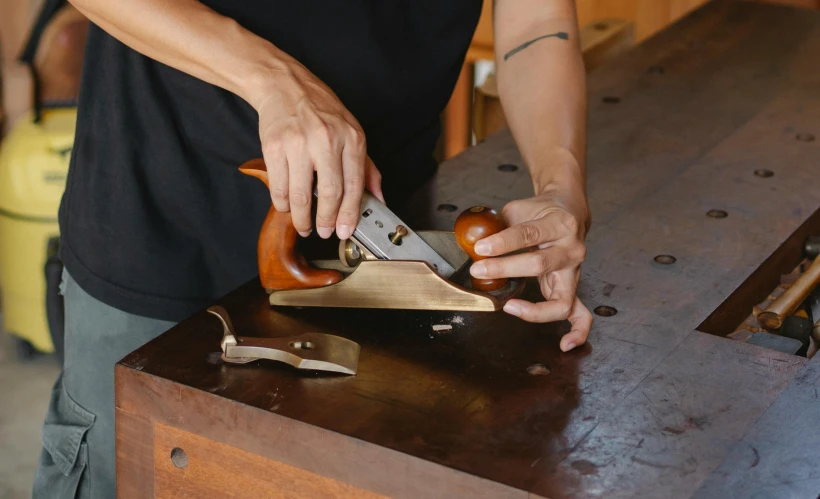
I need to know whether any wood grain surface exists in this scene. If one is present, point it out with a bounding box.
[115,409,154,498]
[117,1,820,498]
[153,423,387,499]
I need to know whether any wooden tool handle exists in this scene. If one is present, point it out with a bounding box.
[239,159,343,291]
[758,256,820,330]
[454,206,508,292]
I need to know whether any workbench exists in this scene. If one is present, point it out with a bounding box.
[114,1,820,497]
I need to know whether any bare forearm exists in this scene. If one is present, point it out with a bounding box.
[68,0,294,109]
[493,0,587,197]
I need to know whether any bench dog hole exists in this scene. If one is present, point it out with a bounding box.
[707,209,728,219]
[170,447,188,468]
[594,306,618,317]
[497,163,518,172]
[654,255,677,265]
[754,169,774,178]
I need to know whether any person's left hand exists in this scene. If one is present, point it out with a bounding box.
[468,187,592,352]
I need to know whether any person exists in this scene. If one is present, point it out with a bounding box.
[32,0,592,496]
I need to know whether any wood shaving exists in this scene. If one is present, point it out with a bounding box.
[432,324,453,332]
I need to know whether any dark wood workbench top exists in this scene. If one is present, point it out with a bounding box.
[117,1,820,497]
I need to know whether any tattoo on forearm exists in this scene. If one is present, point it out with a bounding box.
[503,32,569,61]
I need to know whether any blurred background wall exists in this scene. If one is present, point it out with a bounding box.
[443,0,820,158]
[2,0,820,140]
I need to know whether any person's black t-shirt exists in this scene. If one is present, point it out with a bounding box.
[58,1,483,322]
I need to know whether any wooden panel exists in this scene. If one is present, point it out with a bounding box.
[115,366,531,499]
[469,0,710,52]
[118,2,820,497]
[568,1,816,44]
[575,0,710,42]
[115,409,155,498]
[154,423,387,499]
[466,0,820,59]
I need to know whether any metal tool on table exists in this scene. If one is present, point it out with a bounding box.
[207,305,360,375]
[321,189,456,279]
[757,236,820,331]
[238,159,525,311]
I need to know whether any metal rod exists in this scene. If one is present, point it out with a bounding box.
[758,257,820,330]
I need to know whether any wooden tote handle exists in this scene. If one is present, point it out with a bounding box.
[239,159,343,291]
[454,206,508,292]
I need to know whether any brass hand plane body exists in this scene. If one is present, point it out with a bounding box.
[239,159,525,312]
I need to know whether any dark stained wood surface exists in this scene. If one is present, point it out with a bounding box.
[117,1,820,497]
[153,423,388,498]
[693,354,820,499]
[117,279,585,497]
[538,330,805,498]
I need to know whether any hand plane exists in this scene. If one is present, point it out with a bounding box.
[239,159,525,311]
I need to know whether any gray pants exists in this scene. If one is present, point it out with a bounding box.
[32,269,176,498]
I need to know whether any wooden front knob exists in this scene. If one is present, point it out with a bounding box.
[454,206,508,292]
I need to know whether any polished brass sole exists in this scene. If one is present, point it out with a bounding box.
[268,231,525,311]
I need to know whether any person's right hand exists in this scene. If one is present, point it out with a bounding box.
[63,0,382,239]
[251,61,384,240]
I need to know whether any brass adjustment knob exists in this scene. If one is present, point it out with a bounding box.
[339,239,362,268]
[389,225,408,245]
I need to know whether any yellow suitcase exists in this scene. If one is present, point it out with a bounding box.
[1,1,87,361]
[0,107,74,360]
